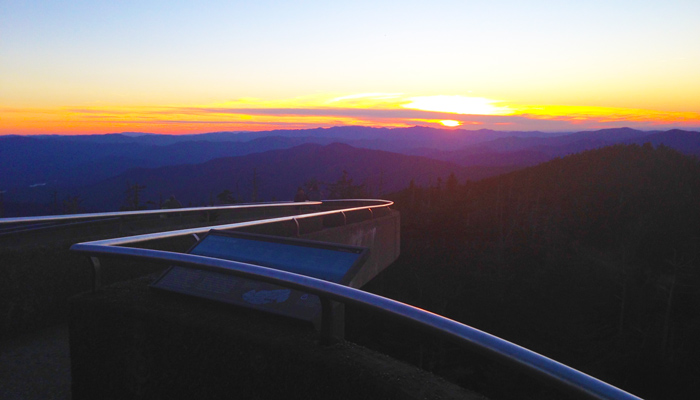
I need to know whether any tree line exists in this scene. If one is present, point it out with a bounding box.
[349,143,700,400]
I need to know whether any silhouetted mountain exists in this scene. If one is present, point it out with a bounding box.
[0,135,336,190]
[374,143,700,400]
[627,129,700,156]
[1,126,563,204]
[31,126,561,148]
[218,126,568,152]
[0,135,152,188]
[4,127,698,215]
[76,143,509,212]
[410,128,698,166]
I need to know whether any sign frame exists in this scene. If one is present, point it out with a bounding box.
[149,230,369,323]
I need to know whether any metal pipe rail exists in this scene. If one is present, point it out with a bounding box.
[70,246,641,400]
[73,199,392,248]
[71,200,393,290]
[0,201,323,226]
[69,199,641,400]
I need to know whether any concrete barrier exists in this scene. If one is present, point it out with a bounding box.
[69,276,484,400]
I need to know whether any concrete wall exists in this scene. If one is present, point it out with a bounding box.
[301,210,399,288]
[69,276,485,400]
[68,208,489,399]
[0,207,304,338]
[239,209,401,289]
[0,206,383,338]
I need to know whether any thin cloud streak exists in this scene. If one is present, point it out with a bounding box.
[4,101,700,136]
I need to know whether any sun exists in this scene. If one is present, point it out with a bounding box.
[440,120,461,127]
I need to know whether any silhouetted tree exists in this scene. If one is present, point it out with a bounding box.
[376,143,700,400]
[303,178,323,201]
[327,170,367,199]
[217,189,236,205]
[446,172,458,193]
[251,168,259,202]
[62,195,83,214]
[122,182,146,210]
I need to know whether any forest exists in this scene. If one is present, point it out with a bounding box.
[348,143,700,400]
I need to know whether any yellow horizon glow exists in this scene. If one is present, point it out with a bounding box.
[509,104,700,124]
[2,94,699,135]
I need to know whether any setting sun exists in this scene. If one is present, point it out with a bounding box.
[439,120,461,127]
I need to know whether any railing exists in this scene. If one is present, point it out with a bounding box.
[0,201,323,229]
[0,201,327,247]
[66,199,388,249]
[69,199,641,400]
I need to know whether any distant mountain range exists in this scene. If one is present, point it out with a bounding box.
[407,127,696,166]
[76,143,515,211]
[1,126,698,216]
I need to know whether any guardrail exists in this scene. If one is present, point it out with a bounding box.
[0,201,322,227]
[70,199,390,249]
[71,199,392,291]
[0,201,327,247]
[69,199,641,400]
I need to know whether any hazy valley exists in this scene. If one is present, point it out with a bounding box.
[2,126,699,216]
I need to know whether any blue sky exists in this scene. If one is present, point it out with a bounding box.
[2,0,699,133]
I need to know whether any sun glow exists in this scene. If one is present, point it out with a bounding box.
[402,95,510,116]
[509,104,700,124]
[440,120,461,127]
[3,93,700,135]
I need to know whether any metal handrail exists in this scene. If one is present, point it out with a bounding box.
[69,199,641,400]
[78,199,392,247]
[0,217,120,237]
[0,201,323,225]
[69,245,641,400]
[70,199,393,290]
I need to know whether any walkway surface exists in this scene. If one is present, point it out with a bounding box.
[0,325,71,400]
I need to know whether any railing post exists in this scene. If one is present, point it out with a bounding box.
[293,218,300,237]
[90,256,101,292]
[319,297,345,345]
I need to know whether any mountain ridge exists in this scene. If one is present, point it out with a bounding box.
[3,126,700,216]
[75,142,509,212]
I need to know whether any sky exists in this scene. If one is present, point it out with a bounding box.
[1,0,699,135]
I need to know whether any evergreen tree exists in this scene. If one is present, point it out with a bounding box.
[122,182,147,211]
[327,170,367,199]
[217,189,236,205]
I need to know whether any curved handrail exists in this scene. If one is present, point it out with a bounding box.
[68,198,640,400]
[0,201,323,225]
[80,199,392,247]
[69,244,641,400]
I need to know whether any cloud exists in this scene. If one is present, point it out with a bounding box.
[4,94,700,135]
[328,93,404,102]
[402,95,511,115]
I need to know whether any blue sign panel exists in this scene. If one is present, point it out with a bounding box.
[150,230,369,322]
[188,230,367,284]
[152,266,322,320]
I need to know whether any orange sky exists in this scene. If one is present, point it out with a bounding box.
[2,1,699,135]
[3,94,699,135]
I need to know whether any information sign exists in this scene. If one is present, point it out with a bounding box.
[150,230,369,322]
